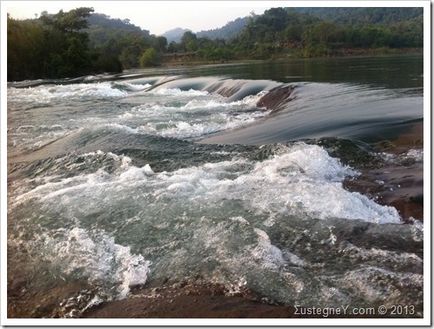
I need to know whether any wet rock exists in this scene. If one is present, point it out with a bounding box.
[82,281,296,318]
[257,85,295,112]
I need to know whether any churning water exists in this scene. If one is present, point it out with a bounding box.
[7,56,423,317]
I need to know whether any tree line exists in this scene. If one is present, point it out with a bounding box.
[234,8,423,58]
[7,7,423,81]
[7,8,164,80]
[168,8,422,61]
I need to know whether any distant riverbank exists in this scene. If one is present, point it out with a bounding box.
[160,47,422,68]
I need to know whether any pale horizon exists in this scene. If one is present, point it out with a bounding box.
[5,1,276,35]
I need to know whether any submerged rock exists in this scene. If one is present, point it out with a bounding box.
[257,85,295,112]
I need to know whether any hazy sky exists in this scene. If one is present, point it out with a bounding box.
[5,1,278,35]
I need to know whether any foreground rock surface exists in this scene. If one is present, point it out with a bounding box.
[83,282,296,318]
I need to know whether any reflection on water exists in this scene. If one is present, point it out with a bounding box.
[126,54,423,89]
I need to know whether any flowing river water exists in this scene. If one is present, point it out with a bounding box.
[7,55,423,317]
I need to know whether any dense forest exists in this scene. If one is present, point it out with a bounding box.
[293,7,423,25]
[230,7,423,58]
[163,7,422,61]
[7,7,423,81]
[7,8,167,80]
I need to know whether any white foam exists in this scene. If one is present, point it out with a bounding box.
[138,111,266,139]
[378,148,423,164]
[153,143,400,223]
[225,277,248,296]
[338,266,422,304]
[102,123,139,134]
[341,242,422,267]
[9,84,270,141]
[121,92,270,139]
[83,75,98,81]
[8,82,128,104]
[13,143,401,224]
[119,164,154,181]
[404,148,423,162]
[231,90,268,106]
[127,91,267,114]
[113,82,152,91]
[251,228,285,269]
[151,88,209,97]
[41,227,150,299]
[12,151,137,205]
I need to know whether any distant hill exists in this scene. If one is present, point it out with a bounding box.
[87,13,150,49]
[163,27,191,43]
[293,7,423,25]
[87,13,149,34]
[197,17,249,40]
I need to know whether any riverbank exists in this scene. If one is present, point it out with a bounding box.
[160,48,422,68]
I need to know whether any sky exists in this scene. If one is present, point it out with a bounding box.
[5,1,277,35]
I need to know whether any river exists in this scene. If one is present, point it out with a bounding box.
[7,55,423,318]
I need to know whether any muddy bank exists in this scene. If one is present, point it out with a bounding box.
[82,278,416,318]
[83,281,295,318]
[8,272,295,318]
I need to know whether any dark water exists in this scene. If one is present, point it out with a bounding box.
[8,55,423,317]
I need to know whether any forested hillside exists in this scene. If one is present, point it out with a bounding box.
[166,7,422,61]
[294,7,423,25]
[231,7,423,58]
[175,7,423,42]
[197,17,248,40]
[86,13,167,69]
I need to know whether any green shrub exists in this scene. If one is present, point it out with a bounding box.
[139,47,158,67]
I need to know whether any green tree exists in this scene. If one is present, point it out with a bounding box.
[7,16,45,80]
[41,7,93,32]
[181,31,198,51]
[153,36,167,52]
[139,47,158,67]
[8,7,97,79]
